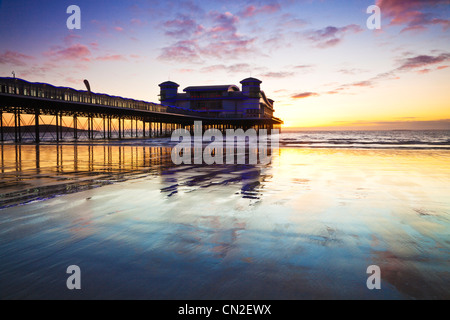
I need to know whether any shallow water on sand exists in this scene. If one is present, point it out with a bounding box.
[0,144,449,299]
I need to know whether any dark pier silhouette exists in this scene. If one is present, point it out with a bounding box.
[0,77,283,143]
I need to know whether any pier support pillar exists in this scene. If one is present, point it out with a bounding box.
[143,119,146,138]
[0,110,3,142]
[136,118,138,137]
[103,116,106,139]
[73,115,78,140]
[35,108,40,143]
[60,113,63,141]
[118,117,122,139]
[55,112,59,142]
[107,116,111,139]
[14,108,21,143]
[131,117,134,137]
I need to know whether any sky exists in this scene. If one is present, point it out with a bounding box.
[0,0,449,129]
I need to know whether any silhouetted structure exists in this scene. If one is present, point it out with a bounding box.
[0,77,283,143]
[159,77,275,119]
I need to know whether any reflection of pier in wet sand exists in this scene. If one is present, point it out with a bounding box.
[0,143,270,208]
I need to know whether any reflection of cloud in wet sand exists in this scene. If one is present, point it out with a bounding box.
[373,250,449,299]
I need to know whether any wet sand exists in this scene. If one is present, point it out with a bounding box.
[0,144,449,299]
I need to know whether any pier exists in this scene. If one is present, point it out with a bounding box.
[0,77,282,143]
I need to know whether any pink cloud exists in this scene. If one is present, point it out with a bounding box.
[19,62,58,78]
[159,10,258,62]
[417,68,431,74]
[207,11,239,38]
[64,33,82,46]
[239,3,281,18]
[197,38,257,59]
[91,19,108,34]
[0,50,34,66]
[200,63,252,73]
[96,54,127,61]
[377,0,450,32]
[164,16,200,38]
[114,26,124,32]
[292,92,319,99]
[45,44,91,61]
[351,80,373,87]
[64,77,83,85]
[178,68,194,73]
[130,18,146,26]
[159,39,202,63]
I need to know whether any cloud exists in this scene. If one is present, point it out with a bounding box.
[304,24,363,48]
[200,63,253,73]
[263,35,287,49]
[163,15,202,38]
[130,18,146,27]
[179,0,205,16]
[64,77,83,85]
[207,11,240,38]
[0,50,34,66]
[261,71,295,78]
[328,52,450,96]
[377,0,450,32]
[159,39,202,63]
[279,14,308,28]
[159,10,258,62]
[90,42,99,50]
[337,68,368,75]
[44,44,91,61]
[19,62,58,78]
[199,38,257,59]
[292,92,319,99]
[64,33,82,46]
[351,80,373,87]
[293,64,314,70]
[397,53,450,71]
[238,3,281,18]
[95,54,127,61]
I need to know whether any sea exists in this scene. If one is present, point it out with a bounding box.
[2,129,450,149]
[279,130,450,149]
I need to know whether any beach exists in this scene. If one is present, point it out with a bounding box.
[0,142,449,299]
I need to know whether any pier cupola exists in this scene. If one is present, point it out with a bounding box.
[159,81,179,103]
[240,77,262,98]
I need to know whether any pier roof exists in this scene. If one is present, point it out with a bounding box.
[183,85,240,92]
